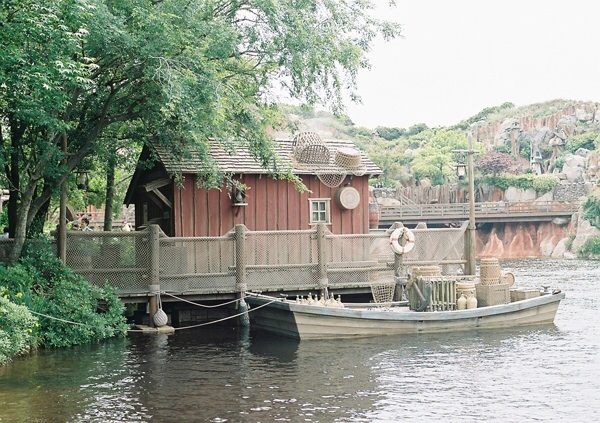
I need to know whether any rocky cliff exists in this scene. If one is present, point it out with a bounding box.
[471,101,600,258]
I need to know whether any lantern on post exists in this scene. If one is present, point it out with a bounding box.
[452,135,478,276]
[454,154,467,180]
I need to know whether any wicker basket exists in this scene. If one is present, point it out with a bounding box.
[479,258,501,285]
[412,265,442,277]
[293,132,330,164]
[334,147,362,168]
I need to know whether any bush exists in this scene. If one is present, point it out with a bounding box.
[582,191,600,229]
[565,132,599,153]
[532,174,559,193]
[481,174,535,190]
[0,289,38,365]
[578,236,600,257]
[0,235,127,350]
[480,173,558,193]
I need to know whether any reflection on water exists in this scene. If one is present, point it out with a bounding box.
[1,259,599,422]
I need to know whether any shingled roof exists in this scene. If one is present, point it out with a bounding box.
[153,137,382,176]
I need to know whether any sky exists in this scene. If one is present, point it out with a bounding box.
[345,0,600,129]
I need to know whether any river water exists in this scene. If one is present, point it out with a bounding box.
[1,259,599,423]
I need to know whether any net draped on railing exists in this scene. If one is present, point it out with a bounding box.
[61,223,468,296]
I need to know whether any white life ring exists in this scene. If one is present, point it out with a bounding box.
[389,227,416,255]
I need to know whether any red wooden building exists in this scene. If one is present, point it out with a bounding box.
[124,133,382,236]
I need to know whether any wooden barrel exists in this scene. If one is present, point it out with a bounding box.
[368,202,380,229]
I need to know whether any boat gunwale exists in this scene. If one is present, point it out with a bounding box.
[245,291,566,322]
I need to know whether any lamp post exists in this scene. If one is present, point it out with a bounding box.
[452,133,477,276]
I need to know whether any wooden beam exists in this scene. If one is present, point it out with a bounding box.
[144,177,172,192]
[148,189,173,209]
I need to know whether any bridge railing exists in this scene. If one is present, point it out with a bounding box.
[379,200,579,219]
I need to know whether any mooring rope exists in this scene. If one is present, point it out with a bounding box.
[22,295,278,333]
[28,310,88,327]
[161,292,242,308]
[170,297,278,331]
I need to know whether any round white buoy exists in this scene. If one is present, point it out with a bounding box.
[153,308,168,327]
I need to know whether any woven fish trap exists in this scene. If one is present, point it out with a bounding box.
[334,147,362,168]
[292,132,330,164]
[479,258,501,285]
[370,278,396,306]
[412,266,442,278]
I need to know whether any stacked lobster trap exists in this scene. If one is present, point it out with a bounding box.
[407,266,457,312]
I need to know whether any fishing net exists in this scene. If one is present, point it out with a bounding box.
[370,277,396,306]
[317,172,347,188]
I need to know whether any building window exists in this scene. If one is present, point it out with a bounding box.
[309,198,331,224]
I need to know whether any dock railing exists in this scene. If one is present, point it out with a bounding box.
[0,223,469,298]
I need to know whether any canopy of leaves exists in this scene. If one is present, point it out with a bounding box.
[375,126,406,141]
[410,129,474,185]
[0,0,400,259]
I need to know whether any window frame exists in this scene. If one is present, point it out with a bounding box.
[308,198,331,225]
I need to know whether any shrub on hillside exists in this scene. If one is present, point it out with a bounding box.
[532,174,559,193]
[582,191,600,229]
[0,235,127,350]
[0,291,38,365]
[578,236,600,257]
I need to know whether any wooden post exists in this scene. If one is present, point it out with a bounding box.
[392,222,405,300]
[235,224,247,293]
[466,134,476,276]
[148,225,160,327]
[316,223,329,297]
[235,224,249,326]
[58,133,67,262]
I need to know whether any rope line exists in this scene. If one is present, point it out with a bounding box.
[29,310,89,327]
[161,292,241,308]
[22,295,277,333]
[171,298,278,331]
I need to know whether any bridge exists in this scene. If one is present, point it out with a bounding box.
[378,200,579,227]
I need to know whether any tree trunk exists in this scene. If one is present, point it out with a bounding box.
[103,152,117,231]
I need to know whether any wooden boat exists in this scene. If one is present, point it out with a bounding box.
[244,290,565,340]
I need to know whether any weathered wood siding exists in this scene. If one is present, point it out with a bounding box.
[173,174,370,236]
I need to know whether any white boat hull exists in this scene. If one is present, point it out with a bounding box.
[245,292,565,340]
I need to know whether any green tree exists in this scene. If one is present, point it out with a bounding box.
[364,138,412,186]
[375,126,406,141]
[410,129,475,185]
[0,0,401,260]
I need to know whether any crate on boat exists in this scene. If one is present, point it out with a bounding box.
[510,289,540,302]
[476,283,510,307]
